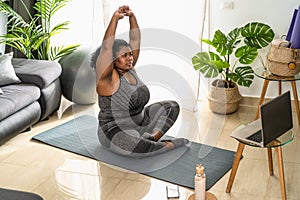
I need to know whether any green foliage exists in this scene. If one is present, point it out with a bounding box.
[192,22,274,87]
[0,0,80,60]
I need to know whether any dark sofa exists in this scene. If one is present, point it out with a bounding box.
[0,58,62,139]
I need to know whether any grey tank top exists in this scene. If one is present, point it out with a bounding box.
[98,70,150,125]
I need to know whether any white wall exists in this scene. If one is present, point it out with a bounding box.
[208,0,300,98]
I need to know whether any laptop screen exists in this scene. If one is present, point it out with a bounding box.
[260,91,293,145]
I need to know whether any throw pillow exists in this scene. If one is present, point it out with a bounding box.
[0,52,21,86]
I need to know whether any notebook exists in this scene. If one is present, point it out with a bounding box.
[230,91,293,147]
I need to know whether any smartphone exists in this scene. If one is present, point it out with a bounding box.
[166,185,180,199]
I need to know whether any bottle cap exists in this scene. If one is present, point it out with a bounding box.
[196,164,204,174]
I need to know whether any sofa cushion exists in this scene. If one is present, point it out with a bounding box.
[0,101,41,138]
[0,83,40,121]
[12,58,62,88]
[0,52,21,86]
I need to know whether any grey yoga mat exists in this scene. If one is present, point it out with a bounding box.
[32,115,235,190]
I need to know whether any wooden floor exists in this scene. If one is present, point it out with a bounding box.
[0,97,299,200]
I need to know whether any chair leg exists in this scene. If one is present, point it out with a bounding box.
[226,142,245,193]
[267,148,273,175]
[275,147,287,200]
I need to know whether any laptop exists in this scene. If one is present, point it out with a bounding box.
[230,91,293,147]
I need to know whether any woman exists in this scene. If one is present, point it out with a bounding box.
[91,5,189,157]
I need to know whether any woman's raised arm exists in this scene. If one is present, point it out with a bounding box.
[95,7,125,83]
[125,6,141,66]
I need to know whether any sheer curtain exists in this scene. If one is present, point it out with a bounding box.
[53,0,207,111]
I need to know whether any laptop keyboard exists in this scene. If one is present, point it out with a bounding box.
[246,130,262,143]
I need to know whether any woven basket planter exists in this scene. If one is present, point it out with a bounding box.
[267,43,300,77]
[207,80,242,114]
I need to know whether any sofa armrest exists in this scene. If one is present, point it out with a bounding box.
[12,58,62,88]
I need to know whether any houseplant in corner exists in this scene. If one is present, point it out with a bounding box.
[0,0,79,60]
[192,22,274,114]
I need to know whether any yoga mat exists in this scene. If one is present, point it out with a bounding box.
[32,115,235,190]
[286,9,298,41]
[290,6,300,49]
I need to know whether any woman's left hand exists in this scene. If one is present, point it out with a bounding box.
[121,5,134,17]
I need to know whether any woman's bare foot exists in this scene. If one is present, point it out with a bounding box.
[164,141,175,150]
[164,138,189,151]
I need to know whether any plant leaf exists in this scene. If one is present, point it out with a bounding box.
[0,1,28,28]
[227,66,254,87]
[227,27,240,47]
[49,21,70,36]
[34,0,70,19]
[211,30,232,56]
[48,44,80,61]
[201,38,214,46]
[235,45,258,64]
[192,51,224,78]
[241,22,275,49]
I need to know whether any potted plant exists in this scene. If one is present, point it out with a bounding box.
[192,22,275,114]
[0,0,79,60]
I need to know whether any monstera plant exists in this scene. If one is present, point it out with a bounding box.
[192,22,274,114]
[0,0,79,60]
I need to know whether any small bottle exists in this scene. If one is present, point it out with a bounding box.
[194,164,206,200]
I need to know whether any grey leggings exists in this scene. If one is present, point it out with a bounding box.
[98,100,180,157]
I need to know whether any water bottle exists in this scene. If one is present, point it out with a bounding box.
[194,164,206,200]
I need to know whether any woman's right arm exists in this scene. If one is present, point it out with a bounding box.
[95,8,124,84]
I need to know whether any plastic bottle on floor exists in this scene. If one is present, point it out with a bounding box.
[194,164,206,200]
